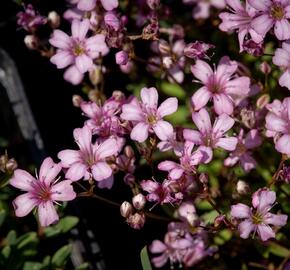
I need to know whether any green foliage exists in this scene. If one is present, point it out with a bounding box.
[140,246,152,270]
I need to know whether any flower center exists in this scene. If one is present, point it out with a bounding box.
[235,143,246,155]
[34,181,51,201]
[252,212,263,224]
[270,4,285,20]
[147,114,157,125]
[73,44,85,56]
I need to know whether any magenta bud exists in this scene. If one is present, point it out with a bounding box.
[115,51,129,65]
[48,11,60,28]
[104,12,120,31]
[127,212,145,229]
[132,193,146,210]
[120,201,133,218]
[147,0,160,9]
[24,35,39,50]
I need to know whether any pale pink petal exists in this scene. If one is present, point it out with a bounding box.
[71,19,90,39]
[130,122,149,142]
[64,65,84,85]
[100,0,118,11]
[58,150,81,168]
[86,34,109,58]
[38,201,59,227]
[10,169,34,191]
[224,154,239,167]
[254,189,276,211]
[13,194,37,217]
[279,69,290,90]
[231,203,250,218]
[273,48,290,68]
[95,138,118,160]
[251,14,274,38]
[77,0,96,11]
[213,93,234,115]
[97,175,114,189]
[198,145,213,163]
[274,19,290,40]
[50,51,74,69]
[49,30,71,49]
[65,163,87,181]
[276,134,290,155]
[51,180,76,201]
[192,108,212,134]
[169,167,184,179]
[265,113,288,133]
[183,129,203,144]
[140,180,159,193]
[80,102,100,118]
[121,104,144,121]
[240,153,257,172]
[244,129,262,149]
[158,161,178,171]
[73,126,92,154]
[238,220,254,239]
[191,86,212,111]
[257,224,275,241]
[140,87,159,108]
[91,161,113,181]
[214,137,238,151]
[151,253,168,268]
[157,97,178,117]
[39,157,61,185]
[153,121,174,141]
[224,77,250,98]
[150,240,167,253]
[248,0,271,12]
[191,60,213,84]
[75,54,93,73]
[212,114,235,137]
[264,213,288,226]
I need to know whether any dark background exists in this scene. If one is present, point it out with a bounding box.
[0,1,166,269]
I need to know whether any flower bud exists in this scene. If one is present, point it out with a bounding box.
[147,0,160,10]
[236,180,250,195]
[72,95,83,107]
[127,212,145,229]
[115,51,129,65]
[243,40,264,56]
[178,202,199,226]
[256,94,270,109]
[214,214,226,228]
[6,158,18,172]
[48,11,60,28]
[104,12,120,31]
[132,193,146,210]
[124,146,134,159]
[24,35,39,50]
[162,56,173,69]
[89,66,102,85]
[260,61,271,75]
[158,40,171,55]
[120,201,133,218]
[124,173,135,185]
[112,90,125,101]
[199,173,209,184]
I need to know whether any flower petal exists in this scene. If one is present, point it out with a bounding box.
[92,161,113,181]
[65,162,87,181]
[58,150,81,168]
[257,224,275,241]
[13,193,37,217]
[130,122,149,142]
[10,169,35,191]
[39,157,61,185]
[157,97,178,117]
[231,203,250,219]
[51,180,76,201]
[191,86,212,111]
[153,121,174,141]
[238,220,254,239]
[192,108,212,134]
[140,87,159,108]
[38,201,59,227]
[95,138,118,160]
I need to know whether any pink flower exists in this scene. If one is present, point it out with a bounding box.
[273,41,290,90]
[157,130,184,156]
[120,87,178,143]
[158,142,203,180]
[265,97,290,155]
[249,0,290,40]
[191,57,250,115]
[184,108,238,163]
[224,129,262,172]
[58,126,119,186]
[184,41,215,60]
[231,188,288,241]
[219,0,262,52]
[77,0,118,11]
[10,157,76,227]
[49,19,109,84]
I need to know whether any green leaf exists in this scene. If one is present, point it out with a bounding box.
[43,227,62,238]
[6,230,17,245]
[140,246,152,270]
[16,232,38,249]
[160,82,186,99]
[58,216,79,233]
[23,262,43,270]
[268,242,290,257]
[52,244,72,267]
[0,209,6,227]
[75,262,90,270]
[1,246,11,258]
[201,210,219,224]
[164,106,189,125]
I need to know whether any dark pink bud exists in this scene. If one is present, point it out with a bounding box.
[124,146,134,158]
[115,51,129,65]
[243,40,264,57]
[260,61,271,74]
[104,12,120,31]
[127,212,146,229]
[184,41,214,60]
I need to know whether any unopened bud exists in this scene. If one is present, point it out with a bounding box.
[104,12,120,31]
[48,11,60,28]
[124,173,135,185]
[236,180,250,195]
[24,35,39,50]
[162,56,173,69]
[115,50,129,65]
[72,95,83,107]
[178,202,198,226]
[199,173,209,184]
[89,66,102,85]
[132,193,146,210]
[214,214,226,228]
[260,61,271,75]
[112,90,125,101]
[158,40,170,55]
[120,201,133,218]
[6,158,18,172]
[147,0,160,10]
[124,146,134,159]
[256,94,270,109]
[127,212,145,229]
